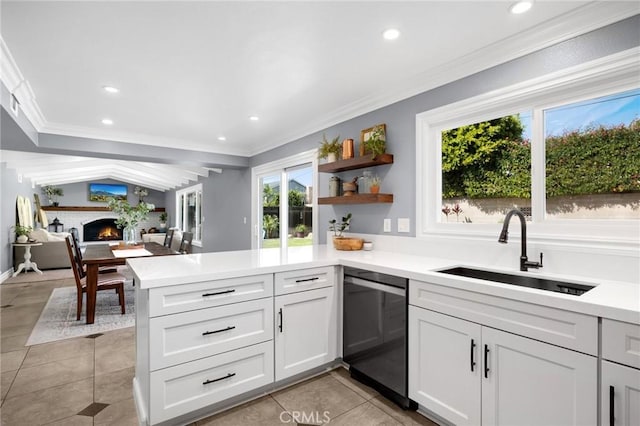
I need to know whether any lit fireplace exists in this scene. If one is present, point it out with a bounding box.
[83,218,123,242]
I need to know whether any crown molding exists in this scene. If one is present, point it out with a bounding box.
[0,37,46,129]
[248,2,640,156]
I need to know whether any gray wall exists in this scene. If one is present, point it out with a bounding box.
[167,169,252,254]
[250,15,640,243]
[0,162,40,272]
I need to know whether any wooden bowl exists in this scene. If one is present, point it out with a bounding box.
[333,237,364,251]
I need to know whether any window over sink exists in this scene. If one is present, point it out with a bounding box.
[417,48,639,246]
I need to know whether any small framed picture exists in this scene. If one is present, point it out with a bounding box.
[360,124,386,156]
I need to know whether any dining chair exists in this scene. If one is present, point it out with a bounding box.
[163,229,175,248]
[69,230,117,274]
[64,235,126,320]
[179,231,194,254]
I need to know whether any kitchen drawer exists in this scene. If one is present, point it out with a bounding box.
[275,266,334,295]
[602,318,640,369]
[150,298,273,370]
[410,279,597,355]
[149,341,274,424]
[149,273,273,317]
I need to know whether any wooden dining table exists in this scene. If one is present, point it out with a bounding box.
[82,242,179,324]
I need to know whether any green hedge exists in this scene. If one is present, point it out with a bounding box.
[443,119,640,199]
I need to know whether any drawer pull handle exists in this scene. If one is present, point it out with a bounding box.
[295,277,319,283]
[470,339,476,372]
[202,326,236,336]
[202,289,236,297]
[278,308,283,332]
[202,373,236,385]
[484,345,490,378]
[610,385,615,426]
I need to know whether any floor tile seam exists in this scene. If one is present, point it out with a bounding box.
[1,369,20,407]
[19,349,97,372]
[2,374,95,404]
[326,399,372,423]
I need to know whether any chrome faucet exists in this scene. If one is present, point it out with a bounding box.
[498,209,543,272]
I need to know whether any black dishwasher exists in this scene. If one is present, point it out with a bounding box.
[343,267,417,410]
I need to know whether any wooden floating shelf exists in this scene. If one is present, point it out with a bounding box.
[318,153,394,173]
[42,206,166,212]
[318,194,393,205]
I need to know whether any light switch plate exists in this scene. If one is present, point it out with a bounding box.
[383,218,391,233]
[398,218,410,233]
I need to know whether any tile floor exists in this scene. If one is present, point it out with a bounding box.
[1,276,438,426]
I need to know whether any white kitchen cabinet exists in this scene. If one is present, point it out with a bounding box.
[601,319,640,426]
[481,326,597,426]
[409,306,597,426]
[275,286,337,381]
[602,360,640,426]
[409,306,481,426]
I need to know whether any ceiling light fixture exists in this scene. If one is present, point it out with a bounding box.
[249,115,260,121]
[510,1,533,14]
[101,118,113,125]
[217,136,227,141]
[102,85,119,93]
[382,28,400,40]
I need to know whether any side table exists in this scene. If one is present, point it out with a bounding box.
[12,242,44,277]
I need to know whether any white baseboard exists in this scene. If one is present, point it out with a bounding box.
[1,268,14,284]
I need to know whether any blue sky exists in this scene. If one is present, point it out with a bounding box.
[521,88,639,140]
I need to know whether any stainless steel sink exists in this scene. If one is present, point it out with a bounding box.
[439,267,595,296]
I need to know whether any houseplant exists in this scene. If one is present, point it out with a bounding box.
[329,213,363,250]
[42,185,64,207]
[370,175,382,194]
[363,125,386,158]
[318,134,342,162]
[294,223,307,238]
[159,212,168,229]
[107,198,155,244]
[12,225,32,243]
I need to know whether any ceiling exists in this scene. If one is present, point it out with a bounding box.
[0,1,638,189]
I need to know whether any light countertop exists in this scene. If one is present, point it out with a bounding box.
[127,245,640,325]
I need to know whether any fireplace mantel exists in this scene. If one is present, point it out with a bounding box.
[42,206,166,212]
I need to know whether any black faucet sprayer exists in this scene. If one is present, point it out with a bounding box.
[498,209,543,272]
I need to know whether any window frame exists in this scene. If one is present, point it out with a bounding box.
[175,183,203,247]
[416,48,640,248]
[250,149,318,250]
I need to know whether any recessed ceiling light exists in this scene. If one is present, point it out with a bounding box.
[249,115,260,121]
[217,136,227,141]
[101,118,113,125]
[510,1,533,14]
[382,28,400,40]
[102,85,119,93]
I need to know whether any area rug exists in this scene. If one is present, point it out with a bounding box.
[3,268,74,284]
[26,284,135,346]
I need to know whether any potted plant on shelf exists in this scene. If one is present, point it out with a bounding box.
[363,125,386,159]
[370,175,382,194]
[159,212,168,230]
[318,133,342,163]
[12,225,32,243]
[294,223,307,238]
[42,185,64,207]
[329,213,363,250]
[107,198,155,245]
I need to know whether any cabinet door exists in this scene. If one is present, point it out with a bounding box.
[408,306,481,426]
[602,360,640,426]
[275,286,337,381]
[482,327,597,426]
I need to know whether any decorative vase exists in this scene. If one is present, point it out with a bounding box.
[16,235,28,243]
[370,185,380,194]
[123,226,137,245]
[327,153,337,163]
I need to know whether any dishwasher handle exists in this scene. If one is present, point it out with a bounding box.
[344,276,405,296]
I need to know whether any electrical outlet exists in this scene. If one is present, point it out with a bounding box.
[383,218,391,233]
[398,218,410,233]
